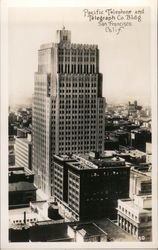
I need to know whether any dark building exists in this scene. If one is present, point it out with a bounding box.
[9,167,37,207]
[8,112,17,136]
[105,130,131,149]
[104,136,119,150]
[131,129,151,152]
[53,152,131,221]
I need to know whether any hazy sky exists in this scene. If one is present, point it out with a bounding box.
[8,7,151,106]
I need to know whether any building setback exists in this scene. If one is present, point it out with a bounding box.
[32,27,105,196]
[53,152,131,221]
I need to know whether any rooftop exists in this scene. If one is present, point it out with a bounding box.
[93,218,138,242]
[9,182,37,192]
[73,152,126,170]
[30,222,71,242]
[17,127,32,133]
[9,218,138,242]
[118,198,152,214]
[55,152,128,171]
[131,166,152,178]
[9,206,32,216]
[69,222,107,237]
[9,167,34,177]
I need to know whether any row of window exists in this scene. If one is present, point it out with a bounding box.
[12,218,37,224]
[58,49,96,56]
[59,75,98,81]
[58,64,96,74]
[59,89,96,93]
[58,56,95,62]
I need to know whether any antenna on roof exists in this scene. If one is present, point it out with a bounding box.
[62,16,65,30]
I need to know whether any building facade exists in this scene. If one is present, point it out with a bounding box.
[117,195,152,241]
[15,134,32,170]
[32,27,105,196]
[53,152,131,221]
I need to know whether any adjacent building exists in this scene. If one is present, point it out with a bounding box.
[9,167,37,207]
[129,166,151,199]
[17,127,32,138]
[131,128,151,152]
[32,27,105,196]
[15,134,32,170]
[53,151,131,221]
[9,201,64,229]
[117,195,152,241]
[9,217,137,242]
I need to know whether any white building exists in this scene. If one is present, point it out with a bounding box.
[117,195,152,241]
[15,134,32,170]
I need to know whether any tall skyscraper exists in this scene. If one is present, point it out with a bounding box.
[32,27,105,196]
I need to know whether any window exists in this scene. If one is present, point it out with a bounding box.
[63,36,67,41]
[148,216,152,221]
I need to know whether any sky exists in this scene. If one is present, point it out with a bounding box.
[8,7,151,106]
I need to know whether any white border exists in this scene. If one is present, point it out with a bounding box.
[1,0,157,248]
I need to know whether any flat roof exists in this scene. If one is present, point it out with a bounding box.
[69,222,107,237]
[30,223,71,242]
[94,218,138,242]
[9,167,34,176]
[118,199,152,213]
[9,182,37,192]
[55,152,128,171]
[9,218,138,242]
[9,207,32,216]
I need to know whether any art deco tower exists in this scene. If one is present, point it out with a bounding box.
[32,27,105,196]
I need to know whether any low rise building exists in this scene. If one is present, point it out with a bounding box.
[9,167,37,207]
[117,195,152,241]
[9,200,64,229]
[67,222,107,242]
[9,217,137,242]
[117,147,146,164]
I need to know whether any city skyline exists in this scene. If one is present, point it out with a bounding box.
[8,7,151,107]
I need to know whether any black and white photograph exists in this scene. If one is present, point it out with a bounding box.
[0,0,157,248]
